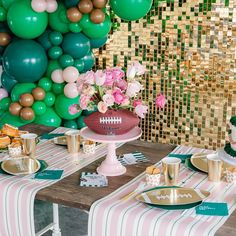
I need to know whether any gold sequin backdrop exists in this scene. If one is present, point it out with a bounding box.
[94,0,236,150]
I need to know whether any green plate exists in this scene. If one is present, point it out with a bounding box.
[0,159,48,175]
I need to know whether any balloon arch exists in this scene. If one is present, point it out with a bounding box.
[0,0,152,129]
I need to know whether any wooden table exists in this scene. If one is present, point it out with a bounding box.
[20,124,236,236]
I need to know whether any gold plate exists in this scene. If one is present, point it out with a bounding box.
[53,136,67,145]
[136,187,210,206]
[1,157,41,175]
[190,153,208,173]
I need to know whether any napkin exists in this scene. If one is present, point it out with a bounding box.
[34,170,64,180]
[195,202,229,216]
[40,133,65,140]
[118,152,149,165]
[80,172,108,187]
[168,153,193,163]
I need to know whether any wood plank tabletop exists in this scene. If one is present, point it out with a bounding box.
[20,124,236,236]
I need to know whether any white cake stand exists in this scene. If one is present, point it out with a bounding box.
[80,127,142,176]
[218,148,236,167]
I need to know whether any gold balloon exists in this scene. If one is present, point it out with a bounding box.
[32,87,46,101]
[20,107,35,121]
[78,0,93,14]
[92,0,107,9]
[9,102,22,116]
[19,93,34,107]
[67,7,82,23]
[90,9,105,24]
[0,32,11,46]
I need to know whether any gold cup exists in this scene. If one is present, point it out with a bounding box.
[207,154,223,182]
[162,157,181,186]
[65,130,81,154]
[20,133,38,158]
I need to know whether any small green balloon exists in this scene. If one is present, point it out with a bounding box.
[0,97,11,111]
[52,82,65,95]
[59,10,70,24]
[0,71,18,93]
[59,54,74,68]
[63,119,78,129]
[73,59,84,72]
[37,29,52,51]
[79,14,93,29]
[64,0,80,8]
[45,60,61,78]
[11,83,36,102]
[38,77,52,92]
[32,101,47,115]
[43,92,56,107]
[48,46,63,60]
[69,23,82,33]
[49,31,63,46]
[0,6,6,21]
[80,51,95,72]
[76,115,86,129]
[34,107,61,127]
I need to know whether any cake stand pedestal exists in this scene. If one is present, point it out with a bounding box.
[80,127,142,176]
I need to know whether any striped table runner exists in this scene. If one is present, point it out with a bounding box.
[88,145,236,236]
[0,127,118,236]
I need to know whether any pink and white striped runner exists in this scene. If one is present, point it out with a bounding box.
[88,145,236,236]
[0,127,117,236]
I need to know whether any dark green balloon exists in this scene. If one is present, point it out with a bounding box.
[48,46,63,59]
[62,32,90,59]
[45,60,61,78]
[63,119,78,129]
[77,115,86,129]
[110,0,153,21]
[82,14,111,39]
[11,83,36,102]
[32,101,47,115]
[34,107,61,127]
[0,6,7,21]
[0,71,17,92]
[43,92,56,107]
[52,82,65,95]
[0,97,11,111]
[49,2,69,34]
[81,51,95,72]
[37,29,52,51]
[38,77,52,92]
[3,39,48,83]
[69,23,82,33]
[64,0,80,8]
[49,31,63,46]
[7,0,48,39]
[55,94,82,120]
[73,59,84,72]
[90,35,108,48]
[59,54,74,68]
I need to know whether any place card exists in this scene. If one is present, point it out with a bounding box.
[80,172,108,187]
[118,152,149,165]
[195,202,229,216]
[34,170,64,180]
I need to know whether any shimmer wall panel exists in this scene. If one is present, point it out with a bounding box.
[94,0,236,150]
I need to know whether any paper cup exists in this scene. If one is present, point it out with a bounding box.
[207,153,223,182]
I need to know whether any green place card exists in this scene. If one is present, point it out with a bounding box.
[168,153,193,163]
[195,202,229,216]
[34,170,64,180]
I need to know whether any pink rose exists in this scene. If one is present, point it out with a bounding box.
[133,99,142,107]
[126,81,143,98]
[69,104,80,115]
[155,93,167,109]
[83,85,95,96]
[114,78,128,91]
[134,104,148,118]
[102,94,114,107]
[79,94,91,110]
[97,101,108,113]
[111,67,125,80]
[121,98,130,106]
[112,88,126,105]
[104,69,115,86]
[95,70,106,86]
[84,71,95,85]
[76,74,86,94]
[126,65,136,80]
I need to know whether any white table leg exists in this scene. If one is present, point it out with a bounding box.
[52,203,62,236]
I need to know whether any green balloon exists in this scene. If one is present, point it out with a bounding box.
[62,32,90,59]
[79,14,93,29]
[73,59,84,72]
[49,31,63,46]
[3,39,48,83]
[37,29,52,51]
[90,35,108,48]
[64,0,80,8]
[76,115,86,129]
[49,2,69,34]
[48,46,63,60]
[45,60,61,78]
[52,82,65,95]
[82,14,111,39]
[43,92,55,107]
[69,23,82,33]
[110,0,152,21]
[0,71,18,92]
[11,83,36,102]
[63,119,78,129]
[38,77,52,92]
[2,0,17,10]
[34,107,61,127]
[81,51,95,72]
[32,101,47,115]
[7,0,48,39]
[0,6,6,21]
[55,94,82,120]
[0,97,11,111]
[59,54,74,68]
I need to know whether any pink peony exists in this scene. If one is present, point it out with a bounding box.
[114,78,128,91]
[84,71,95,85]
[126,81,143,98]
[112,88,126,105]
[133,99,142,107]
[133,61,145,76]
[95,70,106,86]
[104,69,115,86]
[155,93,167,109]
[134,104,148,118]
[97,101,108,113]
[79,94,91,110]
[111,67,125,80]
[69,104,80,115]
[102,94,115,106]
[126,65,136,80]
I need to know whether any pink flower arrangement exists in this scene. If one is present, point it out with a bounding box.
[74,61,149,118]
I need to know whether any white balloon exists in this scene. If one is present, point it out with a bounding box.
[51,69,64,84]
[63,66,79,83]
[46,0,58,13]
[64,83,79,98]
[31,0,47,13]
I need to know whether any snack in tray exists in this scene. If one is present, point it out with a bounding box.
[1,124,19,137]
[83,140,96,154]
[145,165,161,186]
[8,142,22,157]
[0,134,11,148]
[224,167,236,183]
